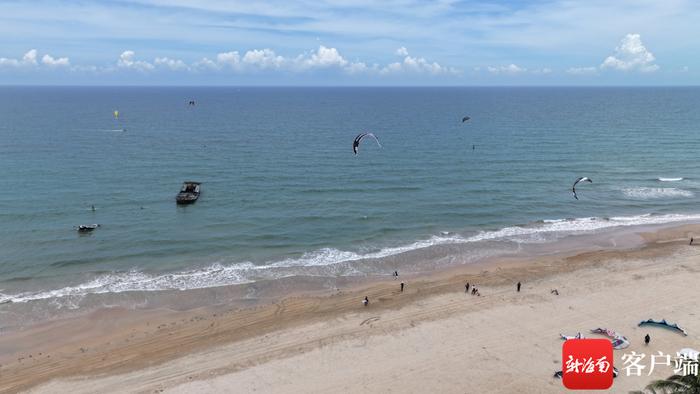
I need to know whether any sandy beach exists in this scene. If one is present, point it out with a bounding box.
[2,224,700,393]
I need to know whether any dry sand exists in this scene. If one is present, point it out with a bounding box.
[3,225,700,394]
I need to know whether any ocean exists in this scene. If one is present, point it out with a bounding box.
[2,86,700,319]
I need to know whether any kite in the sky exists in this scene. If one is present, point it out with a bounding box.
[353,133,381,155]
[572,177,592,200]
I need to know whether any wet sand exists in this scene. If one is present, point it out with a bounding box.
[2,224,700,393]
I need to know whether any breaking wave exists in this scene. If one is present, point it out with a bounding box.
[623,187,694,200]
[658,177,684,182]
[3,212,700,304]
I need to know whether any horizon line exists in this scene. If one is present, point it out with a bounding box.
[2,84,700,88]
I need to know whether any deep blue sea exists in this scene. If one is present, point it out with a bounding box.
[2,87,700,306]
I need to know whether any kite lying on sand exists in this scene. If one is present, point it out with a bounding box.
[560,332,584,340]
[572,177,592,200]
[353,133,381,155]
[590,328,630,350]
[554,367,618,379]
[638,319,688,336]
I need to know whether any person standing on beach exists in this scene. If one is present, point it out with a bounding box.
[644,334,650,345]
[517,282,521,292]
[465,283,470,293]
[363,296,369,307]
[393,270,399,279]
[400,282,405,292]
[690,238,694,246]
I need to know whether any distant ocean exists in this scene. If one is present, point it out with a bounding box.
[2,86,700,311]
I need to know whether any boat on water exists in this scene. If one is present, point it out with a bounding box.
[176,181,201,204]
[76,224,100,233]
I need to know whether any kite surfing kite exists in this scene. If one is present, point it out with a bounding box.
[560,332,584,340]
[462,116,470,123]
[572,177,592,200]
[590,328,630,349]
[353,133,381,155]
[638,319,688,336]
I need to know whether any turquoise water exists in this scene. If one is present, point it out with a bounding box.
[2,87,700,304]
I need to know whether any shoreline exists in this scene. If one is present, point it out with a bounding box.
[1,223,699,393]
[1,216,693,332]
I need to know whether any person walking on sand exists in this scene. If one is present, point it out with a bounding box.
[393,270,399,279]
[363,296,369,307]
[644,334,650,345]
[465,282,470,293]
[690,237,694,246]
[400,282,405,292]
[517,281,521,292]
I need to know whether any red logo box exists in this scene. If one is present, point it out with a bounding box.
[562,339,613,390]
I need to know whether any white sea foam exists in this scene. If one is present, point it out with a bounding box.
[4,213,700,304]
[623,187,694,199]
[658,177,684,182]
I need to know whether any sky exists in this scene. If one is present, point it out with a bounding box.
[0,0,698,85]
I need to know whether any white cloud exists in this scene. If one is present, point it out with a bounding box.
[381,47,456,75]
[41,54,70,67]
[0,49,38,67]
[154,57,188,71]
[3,45,458,78]
[192,57,218,70]
[242,49,285,69]
[486,64,526,74]
[600,34,658,72]
[566,66,597,75]
[215,51,241,68]
[303,45,348,68]
[23,49,38,66]
[344,61,369,74]
[117,50,154,71]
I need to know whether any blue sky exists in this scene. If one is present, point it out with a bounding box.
[0,0,698,85]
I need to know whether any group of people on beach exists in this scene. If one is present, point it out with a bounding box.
[362,234,700,308]
[361,276,539,308]
[465,282,480,296]
[362,270,405,306]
